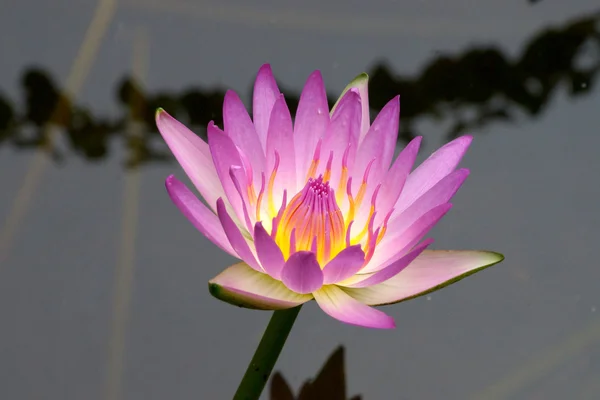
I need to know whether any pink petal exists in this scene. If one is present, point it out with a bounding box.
[207,122,247,226]
[319,89,361,190]
[342,239,433,288]
[332,73,370,143]
[322,245,365,285]
[216,198,262,272]
[165,175,235,257]
[294,70,329,181]
[252,64,280,151]
[155,109,224,211]
[223,90,265,185]
[386,168,469,237]
[280,251,324,294]
[375,136,422,227]
[342,250,504,306]
[353,96,399,187]
[209,263,312,310]
[254,222,285,280]
[395,135,472,213]
[266,94,297,196]
[313,285,395,329]
[363,203,453,274]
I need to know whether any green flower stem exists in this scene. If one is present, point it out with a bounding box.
[232,305,302,400]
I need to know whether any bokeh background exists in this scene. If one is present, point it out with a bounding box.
[1,1,600,399]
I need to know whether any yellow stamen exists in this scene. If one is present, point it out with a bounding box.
[352,206,374,244]
[323,151,333,183]
[255,173,266,222]
[345,178,355,227]
[267,151,280,216]
[304,140,322,183]
[247,184,257,207]
[274,175,345,264]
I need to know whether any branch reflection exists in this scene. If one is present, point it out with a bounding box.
[0,12,598,167]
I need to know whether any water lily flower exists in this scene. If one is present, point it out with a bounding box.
[156,64,503,329]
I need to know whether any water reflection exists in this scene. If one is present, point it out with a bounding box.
[0,12,597,167]
[1,3,599,400]
[271,346,361,400]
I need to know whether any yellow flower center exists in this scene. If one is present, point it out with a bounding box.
[243,145,393,267]
[274,176,345,265]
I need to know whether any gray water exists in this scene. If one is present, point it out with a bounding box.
[1,1,600,399]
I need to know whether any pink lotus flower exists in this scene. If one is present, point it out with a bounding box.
[156,64,503,329]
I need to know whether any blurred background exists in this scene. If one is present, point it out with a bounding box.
[1,0,599,399]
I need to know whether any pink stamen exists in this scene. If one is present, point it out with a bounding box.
[364,227,381,265]
[238,149,256,205]
[305,139,322,182]
[323,151,334,182]
[345,177,355,224]
[362,211,377,253]
[270,190,287,239]
[229,166,253,232]
[345,220,354,248]
[255,172,266,222]
[353,183,381,244]
[336,143,352,204]
[354,158,376,208]
[267,151,281,216]
[377,208,395,244]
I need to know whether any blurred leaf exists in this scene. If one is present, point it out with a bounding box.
[270,372,295,400]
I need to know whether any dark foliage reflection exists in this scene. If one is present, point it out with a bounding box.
[270,346,361,400]
[0,12,597,167]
